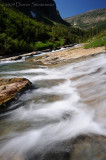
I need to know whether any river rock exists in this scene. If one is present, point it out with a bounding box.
[0,78,32,112]
[70,135,106,160]
[41,49,52,53]
[41,135,106,160]
[64,44,74,48]
[0,153,25,160]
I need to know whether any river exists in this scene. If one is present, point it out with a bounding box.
[0,51,106,160]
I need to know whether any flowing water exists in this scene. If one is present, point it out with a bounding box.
[0,52,106,159]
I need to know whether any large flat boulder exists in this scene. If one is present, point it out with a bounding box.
[31,46,105,66]
[0,78,31,112]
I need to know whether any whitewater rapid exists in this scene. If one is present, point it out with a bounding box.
[0,52,106,159]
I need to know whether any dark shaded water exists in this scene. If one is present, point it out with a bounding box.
[0,52,106,159]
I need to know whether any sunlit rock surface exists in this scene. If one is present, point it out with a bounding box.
[0,78,31,111]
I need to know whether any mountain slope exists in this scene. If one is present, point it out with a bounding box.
[64,8,106,29]
[1,0,68,25]
[0,3,83,56]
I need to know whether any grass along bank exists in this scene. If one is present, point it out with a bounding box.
[84,30,106,49]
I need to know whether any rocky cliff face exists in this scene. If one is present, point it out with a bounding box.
[2,0,66,24]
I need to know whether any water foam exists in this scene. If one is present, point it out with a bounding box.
[0,53,106,158]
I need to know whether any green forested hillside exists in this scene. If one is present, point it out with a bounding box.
[0,3,84,55]
[64,8,106,29]
[0,3,105,56]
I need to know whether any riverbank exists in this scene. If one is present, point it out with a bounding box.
[1,44,105,65]
[33,45,105,65]
[0,44,74,62]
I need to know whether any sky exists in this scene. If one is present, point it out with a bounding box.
[54,0,106,18]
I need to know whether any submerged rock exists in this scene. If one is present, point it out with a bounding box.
[0,78,32,112]
[0,136,105,160]
[41,136,106,160]
[0,153,25,160]
[70,136,106,160]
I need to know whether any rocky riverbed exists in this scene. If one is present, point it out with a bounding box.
[32,46,105,65]
[0,46,106,160]
[0,44,74,62]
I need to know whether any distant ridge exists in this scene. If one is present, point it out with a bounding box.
[64,8,106,29]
